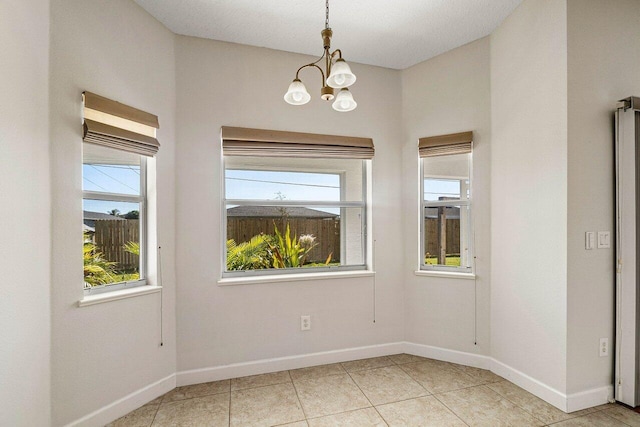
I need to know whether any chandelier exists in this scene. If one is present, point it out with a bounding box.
[284,0,358,112]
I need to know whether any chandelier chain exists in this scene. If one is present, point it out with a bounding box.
[325,0,330,29]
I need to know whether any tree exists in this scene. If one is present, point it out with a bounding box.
[122,210,139,219]
[107,209,121,217]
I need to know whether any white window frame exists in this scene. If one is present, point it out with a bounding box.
[221,158,369,278]
[83,151,148,295]
[420,154,473,273]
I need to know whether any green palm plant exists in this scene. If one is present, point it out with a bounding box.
[123,241,140,256]
[226,234,272,270]
[83,231,116,286]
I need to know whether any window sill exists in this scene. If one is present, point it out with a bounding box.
[78,285,162,307]
[414,270,476,280]
[218,270,375,286]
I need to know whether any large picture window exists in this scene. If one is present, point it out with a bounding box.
[225,157,366,274]
[419,132,473,273]
[223,156,367,276]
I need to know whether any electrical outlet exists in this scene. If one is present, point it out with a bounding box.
[301,315,311,331]
[600,338,609,357]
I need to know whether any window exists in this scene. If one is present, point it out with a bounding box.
[83,144,147,292]
[81,91,160,294]
[419,132,473,272]
[221,127,372,277]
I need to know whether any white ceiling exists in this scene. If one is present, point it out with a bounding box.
[134,0,523,70]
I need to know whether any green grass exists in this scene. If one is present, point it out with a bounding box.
[302,261,341,268]
[112,272,140,282]
[425,256,461,266]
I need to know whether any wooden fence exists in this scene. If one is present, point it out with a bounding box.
[424,218,460,258]
[94,219,140,271]
[227,217,340,263]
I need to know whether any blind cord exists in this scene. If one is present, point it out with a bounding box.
[373,239,377,323]
[158,245,164,347]
[473,223,478,346]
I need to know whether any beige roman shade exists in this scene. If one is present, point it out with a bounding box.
[82,91,160,157]
[221,126,374,159]
[419,131,473,157]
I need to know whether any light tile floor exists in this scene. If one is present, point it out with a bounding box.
[107,354,640,426]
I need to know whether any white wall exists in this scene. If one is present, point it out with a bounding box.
[566,0,640,395]
[10,0,635,422]
[490,0,568,394]
[49,0,177,425]
[174,36,404,373]
[0,1,51,425]
[401,37,492,356]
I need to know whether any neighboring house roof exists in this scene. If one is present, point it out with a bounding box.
[227,206,338,218]
[83,211,125,232]
[83,211,125,221]
[424,206,460,220]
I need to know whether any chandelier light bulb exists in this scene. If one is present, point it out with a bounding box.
[327,59,356,89]
[332,88,357,112]
[284,79,311,105]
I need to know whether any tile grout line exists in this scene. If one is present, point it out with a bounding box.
[148,392,168,427]
[227,380,231,427]
[430,390,472,427]
[599,407,635,427]
[373,392,433,408]
[483,381,613,425]
[231,378,293,393]
[148,402,161,427]
[289,369,310,422]
[443,365,596,425]
[344,369,390,426]
[479,383,550,425]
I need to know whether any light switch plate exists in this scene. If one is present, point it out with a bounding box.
[585,232,595,250]
[597,231,611,249]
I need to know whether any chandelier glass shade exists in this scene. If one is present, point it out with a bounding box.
[284,0,357,112]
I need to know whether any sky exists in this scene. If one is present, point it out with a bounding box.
[225,169,340,202]
[83,161,462,217]
[83,164,344,216]
[83,163,141,215]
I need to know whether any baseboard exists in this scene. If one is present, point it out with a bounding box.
[403,342,491,369]
[490,358,568,411]
[566,385,614,413]
[65,373,175,427]
[176,342,404,386]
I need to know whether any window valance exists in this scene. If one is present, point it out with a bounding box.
[221,126,374,159]
[82,91,160,157]
[419,131,473,157]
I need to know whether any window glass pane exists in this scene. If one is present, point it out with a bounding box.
[423,205,471,268]
[422,153,470,202]
[226,170,340,202]
[226,205,364,271]
[225,156,363,202]
[424,178,461,201]
[83,199,141,286]
[83,143,141,195]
